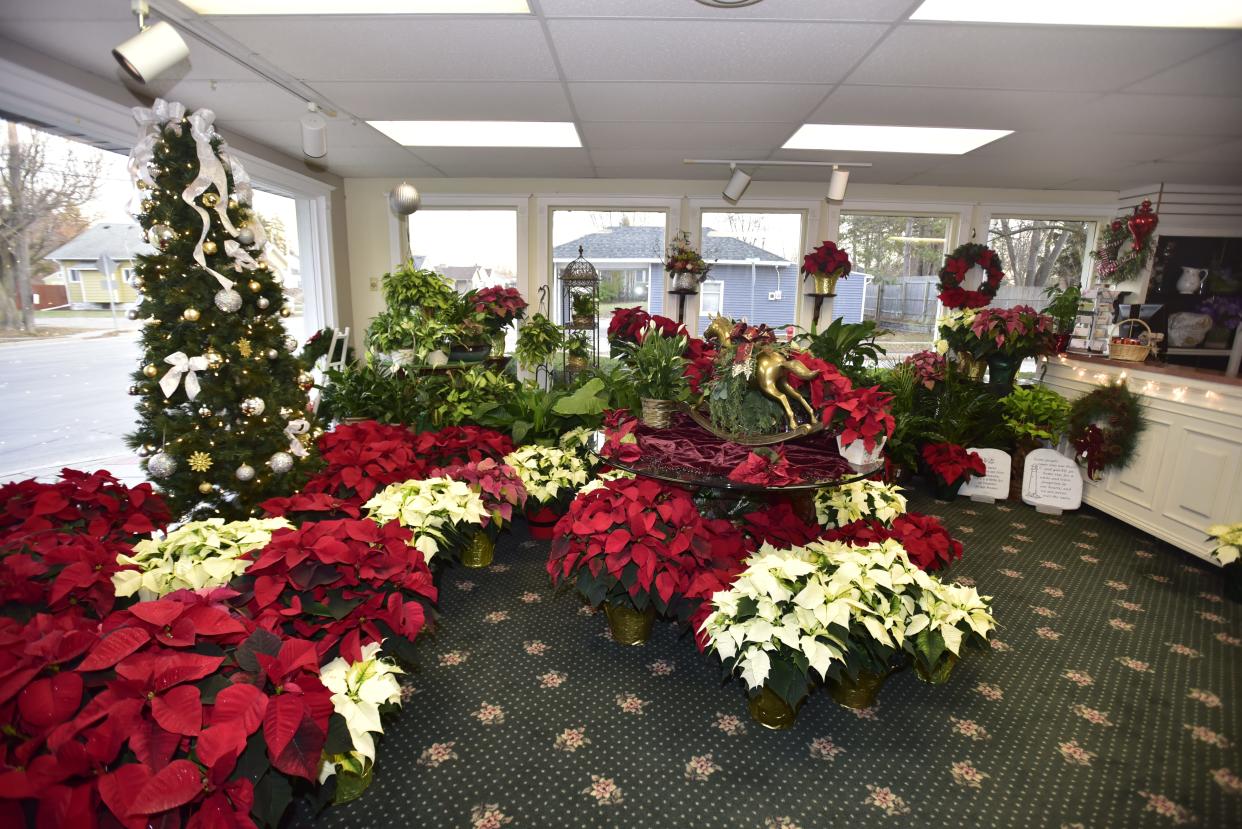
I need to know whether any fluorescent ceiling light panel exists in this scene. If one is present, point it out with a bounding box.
[182,0,529,13]
[783,124,1011,154]
[369,120,581,148]
[910,0,1242,28]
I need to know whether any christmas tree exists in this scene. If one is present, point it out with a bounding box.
[126,100,316,519]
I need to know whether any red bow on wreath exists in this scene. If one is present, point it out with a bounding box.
[1072,424,1112,479]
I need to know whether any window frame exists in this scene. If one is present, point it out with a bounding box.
[979,203,1113,289]
[66,267,85,284]
[699,279,725,319]
[401,203,526,298]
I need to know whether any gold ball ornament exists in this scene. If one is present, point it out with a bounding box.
[279,307,291,318]
[202,240,218,256]
[296,371,314,391]
[141,199,154,212]
[143,363,159,378]
[202,192,220,208]
[248,280,262,293]
[198,481,215,495]
[183,308,201,322]
[137,180,148,190]
[204,350,223,370]
[228,198,239,209]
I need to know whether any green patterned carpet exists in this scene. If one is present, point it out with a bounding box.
[297,494,1241,829]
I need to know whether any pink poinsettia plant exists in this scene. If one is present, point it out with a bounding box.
[904,350,947,390]
[728,447,801,486]
[966,305,1056,359]
[434,458,528,531]
[921,443,986,486]
[470,286,528,330]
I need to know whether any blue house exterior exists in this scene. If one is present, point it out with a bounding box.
[551,225,864,335]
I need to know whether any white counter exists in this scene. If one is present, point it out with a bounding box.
[1042,354,1242,564]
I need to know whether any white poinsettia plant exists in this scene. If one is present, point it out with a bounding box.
[113,516,292,600]
[814,479,907,527]
[318,641,404,782]
[1206,522,1241,566]
[364,477,488,565]
[934,307,979,355]
[503,445,590,507]
[905,580,995,678]
[701,538,991,708]
[558,426,598,466]
[578,467,635,497]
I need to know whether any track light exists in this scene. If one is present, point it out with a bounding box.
[112,1,190,84]
[827,166,850,202]
[722,164,752,204]
[301,103,328,158]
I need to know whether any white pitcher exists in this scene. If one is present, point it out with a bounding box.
[1177,266,1208,294]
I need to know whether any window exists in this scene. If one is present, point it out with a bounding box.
[67,268,84,283]
[122,268,137,287]
[251,189,306,343]
[700,280,724,318]
[550,210,667,355]
[698,211,803,331]
[987,216,1095,308]
[838,212,954,354]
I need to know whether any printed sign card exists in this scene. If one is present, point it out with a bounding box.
[1021,448,1083,514]
[960,448,1011,503]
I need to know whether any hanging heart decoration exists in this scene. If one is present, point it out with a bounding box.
[1127,199,1159,252]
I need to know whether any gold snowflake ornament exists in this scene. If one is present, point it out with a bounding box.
[237,338,253,358]
[188,451,214,472]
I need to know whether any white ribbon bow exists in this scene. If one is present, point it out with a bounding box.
[159,352,209,401]
[180,109,237,292]
[223,240,261,272]
[284,419,311,458]
[127,99,187,213]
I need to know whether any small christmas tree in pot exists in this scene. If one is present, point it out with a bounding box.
[125,100,316,518]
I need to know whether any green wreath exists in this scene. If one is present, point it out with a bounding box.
[1090,215,1154,285]
[1068,382,1146,480]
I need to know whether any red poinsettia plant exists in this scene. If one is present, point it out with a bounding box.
[260,492,362,523]
[471,285,528,329]
[728,447,801,486]
[921,442,986,486]
[600,410,642,464]
[434,458,528,531]
[410,425,514,470]
[683,337,718,396]
[826,512,963,571]
[608,306,685,346]
[828,385,896,452]
[786,351,855,420]
[547,479,744,615]
[802,240,851,280]
[241,518,438,665]
[303,420,425,506]
[0,469,170,548]
[0,532,135,620]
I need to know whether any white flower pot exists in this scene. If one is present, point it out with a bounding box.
[427,349,449,367]
[837,435,886,468]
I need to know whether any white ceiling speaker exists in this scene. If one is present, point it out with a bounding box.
[827,166,850,202]
[301,103,328,158]
[389,181,422,216]
[722,164,752,204]
[112,1,189,84]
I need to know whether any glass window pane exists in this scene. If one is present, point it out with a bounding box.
[698,212,802,331]
[987,216,1094,310]
[251,189,305,342]
[838,213,953,354]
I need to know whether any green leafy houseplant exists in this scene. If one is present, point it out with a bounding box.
[1043,283,1082,335]
[565,331,592,367]
[799,318,888,384]
[515,313,564,369]
[620,332,689,402]
[923,367,1009,449]
[571,292,597,323]
[365,310,416,354]
[321,360,420,425]
[381,260,458,316]
[1001,385,1071,445]
[876,364,937,478]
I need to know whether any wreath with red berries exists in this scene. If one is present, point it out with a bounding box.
[937,243,1005,309]
[1068,382,1145,480]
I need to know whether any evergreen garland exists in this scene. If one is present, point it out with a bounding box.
[1068,382,1146,479]
[126,104,317,518]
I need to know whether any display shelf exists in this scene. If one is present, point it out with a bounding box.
[1165,347,1231,357]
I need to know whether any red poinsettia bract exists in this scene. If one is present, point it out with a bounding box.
[826,512,963,571]
[921,442,986,486]
[0,469,170,551]
[829,386,896,452]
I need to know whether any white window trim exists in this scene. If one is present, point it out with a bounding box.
[980,203,1114,289]
[699,279,725,318]
[67,267,85,283]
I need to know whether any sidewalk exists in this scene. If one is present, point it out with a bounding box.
[1,452,147,487]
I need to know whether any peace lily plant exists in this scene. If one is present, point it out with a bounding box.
[503,445,590,507]
[815,479,908,527]
[112,516,292,600]
[319,641,405,779]
[364,477,489,565]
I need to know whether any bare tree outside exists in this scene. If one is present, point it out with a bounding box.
[838,213,951,280]
[0,121,102,332]
[987,217,1092,289]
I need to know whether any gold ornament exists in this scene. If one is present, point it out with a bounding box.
[204,350,223,370]
[228,198,239,209]
[237,338,253,358]
[202,192,220,208]
[188,451,214,473]
[143,363,158,378]
[198,481,215,494]
[279,307,291,318]
[248,280,262,293]
[141,199,154,212]
[297,371,314,391]
[202,240,218,255]
[137,180,148,190]
[183,308,201,322]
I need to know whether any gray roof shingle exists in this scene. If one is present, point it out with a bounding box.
[552,225,787,263]
[43,223,155,262]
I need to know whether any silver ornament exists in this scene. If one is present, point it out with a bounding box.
[267,452,293,474]
[148,452,176,479]
[236,227,255,246]
[283,336,298,352]
[148,224,175,249]
[214,288,243,313]
[388,181,421,216]
[235,463,255,482]
[136,445,151,458]
[257,297,271,310]
[126,309,140,321]
[240,397,266,417]
[198,406,212,418]
[266,348,280,360]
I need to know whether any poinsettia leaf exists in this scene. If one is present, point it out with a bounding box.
[232,731,269,785]
[262,694,303,759]
[128,759,204,816]
[151,653,223,692]
[195,722,248,771]
[251,770,293,829]
[31,490,69,516]
[323,713,353,755]
[127,601,185,628]
[78,627,151,672]
[209,683,268,735]
[98,763,152,825]
[18,672,83,729]
[325,594,366,621]
[152,685,202,736]
[235,628,282,674]
[270,709,327,780]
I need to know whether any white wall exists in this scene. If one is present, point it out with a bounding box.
[343,176,1118,344]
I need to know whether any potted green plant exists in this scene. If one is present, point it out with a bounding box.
[1000,385,1071,498]
[565,331,592,373]
[1043,283,1082,353]
[503,445,590,539]
[365,310,416,358]
[381,260,458,317]
[571,292,597,327]
[966,305,1056,390]
[447,316,491,363]
[619,329,689,428]
[1206,523,1242,603]
[516,313,565,373]
[664,230,712,293]
[797,318,888,384]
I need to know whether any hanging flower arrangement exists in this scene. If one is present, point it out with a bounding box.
[802,240,852,292]
[937,243,1005,309]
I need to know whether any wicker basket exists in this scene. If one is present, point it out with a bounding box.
[1108,318,1152,362]
[640,397,678,429]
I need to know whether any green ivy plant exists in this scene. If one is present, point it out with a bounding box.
[515,313,564,369]
[365,310,416,354]
[1001,385,1071,445]
[571,292,597,320]
[381,260,458,315]
[1043,283,1083,334]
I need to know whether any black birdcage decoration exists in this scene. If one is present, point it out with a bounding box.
[560,245,599,379]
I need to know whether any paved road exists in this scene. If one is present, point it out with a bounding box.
[0,334,143,481]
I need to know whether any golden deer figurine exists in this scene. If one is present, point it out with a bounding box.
[704,315,818,432]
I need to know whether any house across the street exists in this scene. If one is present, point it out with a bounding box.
[551,225,864,331]
[42,223,153,310]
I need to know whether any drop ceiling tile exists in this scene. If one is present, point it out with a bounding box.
[311,82,573,120]
[134,80,310,123]
[768,150,944,183]
[903,165,1089,189]
[1125,38,1242,96]
[539,0,912,21]
[568,82,832,123]
[548,19,888,83]
[810,86,1099,131]
[1165,138,1242,164]
[965,130,1222,166]
[2,0,130,21]
[1056,94,1242,137]
[316,147,442,178]
[580,122,795,152]
[847,23,1237,91]
[1115,161,1242,187]
[408,147,595,177]
[210,17,559,81]
[224,118,398,151]
[592,163,720,180]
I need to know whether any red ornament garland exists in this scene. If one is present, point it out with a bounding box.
[937,243,1005,309]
